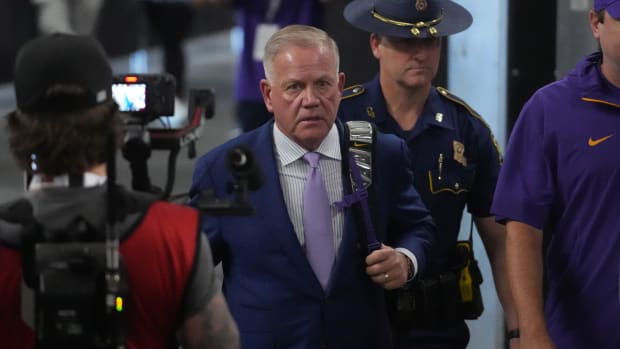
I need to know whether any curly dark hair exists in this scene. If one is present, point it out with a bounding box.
[6,97,123,176]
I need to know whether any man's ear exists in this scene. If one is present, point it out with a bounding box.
[259,79,274,113]
[338,72,346,93]
[370,33,381,59]
[589,10,600,38]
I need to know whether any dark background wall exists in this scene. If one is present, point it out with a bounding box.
[325,0,378,85]
[506,0,557,135]
[0,0,38,84]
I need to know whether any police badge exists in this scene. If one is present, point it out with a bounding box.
[453,140,467,166]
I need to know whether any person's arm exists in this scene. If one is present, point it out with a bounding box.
[474,216,519,348]
[177,234,239,349]
[365,135,435,290]
[505,220,556,349]
[178,291,240,349]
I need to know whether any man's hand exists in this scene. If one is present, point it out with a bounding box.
[365,244,410,289]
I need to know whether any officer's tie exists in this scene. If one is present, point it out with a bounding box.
[302,152,335,289]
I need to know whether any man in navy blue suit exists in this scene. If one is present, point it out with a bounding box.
[190,24,435,349]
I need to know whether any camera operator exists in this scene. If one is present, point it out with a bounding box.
[0,33,239,349]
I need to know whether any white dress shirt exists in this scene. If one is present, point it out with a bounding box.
[272,123,418,276]
[273,124,344,251]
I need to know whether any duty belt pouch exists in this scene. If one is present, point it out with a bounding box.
[398,274,469,329]
[438,272,460,322]
[391,240,485,329]
[456,240,484,319]
[414,279,442,326]
[389,280,435,330]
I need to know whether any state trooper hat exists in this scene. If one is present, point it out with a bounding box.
[595,0,620,19]
[344,0,473,38]
[13,33,113,113]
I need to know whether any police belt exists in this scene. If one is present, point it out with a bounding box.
[388,239,485,330]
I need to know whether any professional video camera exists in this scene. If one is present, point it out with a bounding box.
[111,72,263,214]
[112,73,176,119]
[112,73,215,200]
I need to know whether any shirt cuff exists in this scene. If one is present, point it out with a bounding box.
[395,247,417,279]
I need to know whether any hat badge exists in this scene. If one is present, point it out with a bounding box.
[415,0,428,11]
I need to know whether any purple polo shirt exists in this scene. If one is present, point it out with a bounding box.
[492,52,620,348]
[234,0,325,102]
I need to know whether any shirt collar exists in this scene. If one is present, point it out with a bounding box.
[578,52,620,107]
[367,75,455,131]
[273,123,341,166]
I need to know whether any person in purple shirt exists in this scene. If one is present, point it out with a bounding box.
[206,0,332,132]
[491,1,620,348]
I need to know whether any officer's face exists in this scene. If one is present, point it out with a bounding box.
[371,34,442,89]
[260,44,345,151]
[590,9,620,85]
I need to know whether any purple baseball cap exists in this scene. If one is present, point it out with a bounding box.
[595,0,620,19]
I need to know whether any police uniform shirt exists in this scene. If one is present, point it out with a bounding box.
[338,75,502,273]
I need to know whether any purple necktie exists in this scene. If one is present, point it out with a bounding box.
[302,152,335,289]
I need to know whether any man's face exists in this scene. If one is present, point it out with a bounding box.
[371,34,442,90]
[591,10,620,86]
[260,44,345,151]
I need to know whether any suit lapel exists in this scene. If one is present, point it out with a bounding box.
[328,206,360,292]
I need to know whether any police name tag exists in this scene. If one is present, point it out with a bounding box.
[253,23,280,61]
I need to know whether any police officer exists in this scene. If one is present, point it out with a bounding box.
[0,33,240,349]
[338,1,517,348]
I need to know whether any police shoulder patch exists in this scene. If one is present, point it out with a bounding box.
[436,86,503,165]
[436,86,483,120]
[342,85,366,100]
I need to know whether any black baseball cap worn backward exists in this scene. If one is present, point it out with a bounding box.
[14,33,113,113]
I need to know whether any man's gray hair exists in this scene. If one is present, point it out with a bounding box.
[262,24,340,82]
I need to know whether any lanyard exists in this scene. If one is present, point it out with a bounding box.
[334,153,380,253]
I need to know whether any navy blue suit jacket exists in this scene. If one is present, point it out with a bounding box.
[189,120,435,349]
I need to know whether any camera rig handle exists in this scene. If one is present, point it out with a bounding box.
[194,146,264,217]
[122,88,215,200]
